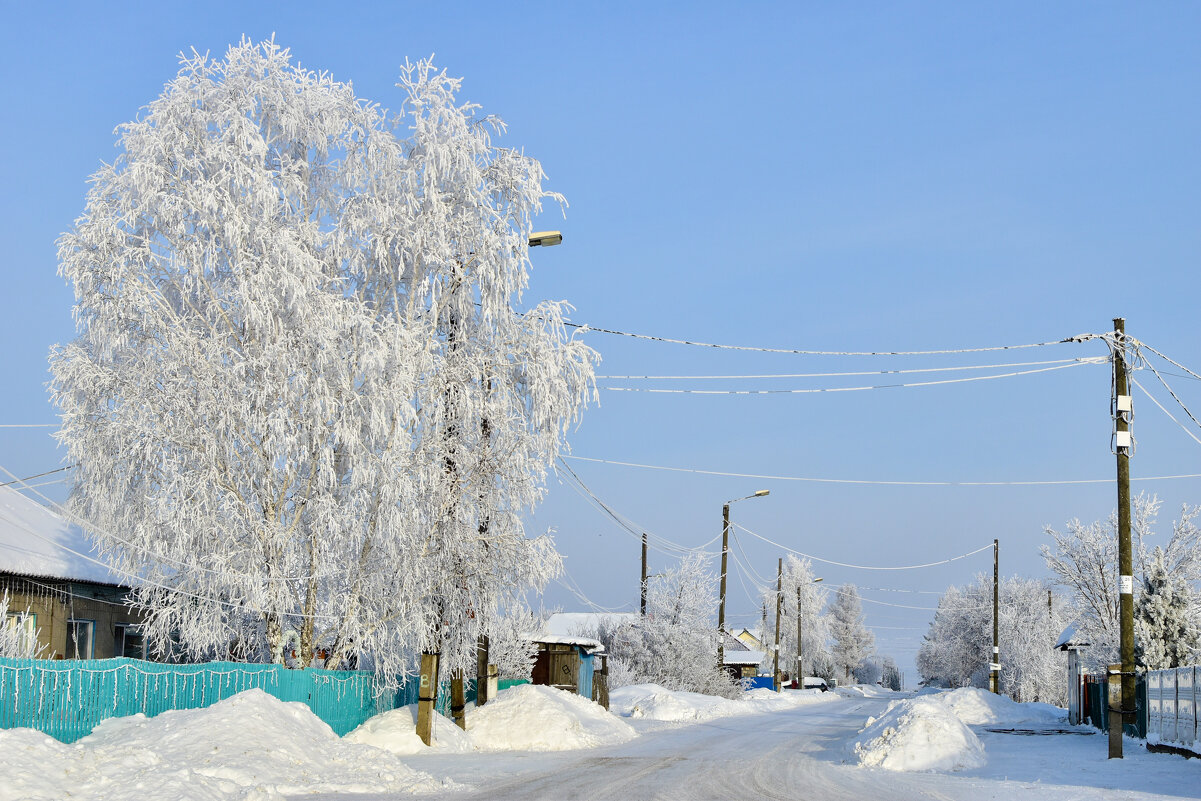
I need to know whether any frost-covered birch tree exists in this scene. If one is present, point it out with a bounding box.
[916,575,1070,704]
[828,584,874,685]
[596,553,740,697]
[50,40,595,679]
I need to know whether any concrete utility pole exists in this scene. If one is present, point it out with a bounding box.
[990,539,999,694]
[1111,317,1136,758]
[773,558,783,691]
[641,533,648,616]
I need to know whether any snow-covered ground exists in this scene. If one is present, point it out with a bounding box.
[2,684,1198,800]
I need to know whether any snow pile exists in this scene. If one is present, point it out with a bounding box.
[835,684,896,699]
[851,696,986,773]
[0,690,447,801]
[939,687,1066,726]
[610,683,832,722]
[611,684,744,721]
[466,684,635,751]
[344,704,474,755]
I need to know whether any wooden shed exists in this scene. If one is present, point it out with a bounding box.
[529,635,606,707]
[1054,622,1091,725]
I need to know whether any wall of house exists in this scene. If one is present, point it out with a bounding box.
[2,576,142,659]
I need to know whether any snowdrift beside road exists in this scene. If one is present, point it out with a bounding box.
[0,689,447,801]
[467,684,636,751]
[851,696,987,773]
[939,687,1066,727]
[345,703,474,755]
[610,683,832,722]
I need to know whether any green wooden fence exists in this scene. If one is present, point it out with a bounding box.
[0,656,528,743]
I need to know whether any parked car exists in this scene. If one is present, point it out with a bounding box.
[802,676,830,692]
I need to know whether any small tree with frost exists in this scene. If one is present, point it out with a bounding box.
[51,40,595,680]
[596,553,740,697]
[1135,547,1200,670]
[0,593,45,659]
[828,584,874,685]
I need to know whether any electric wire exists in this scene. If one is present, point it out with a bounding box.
[563,321,1093,356]
[601,359,1104,394]
[1133,340,1201,384]
[596,357,1097,381]
[732,522,993,571]
[563,455,1201,486]
[1131,377,1201,448]
[1138,353,1201,434]
[0,464,76,488]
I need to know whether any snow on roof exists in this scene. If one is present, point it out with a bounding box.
[543,612,637,638]
[722,650,765,666]
[0,485,127,586]
[527,634,606,653]
[1054,622,1090,650]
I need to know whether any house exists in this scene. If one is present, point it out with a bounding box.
[721,630,764,680]
[732,627,766,652]
[0,485,143,660]
[1054,622,1091,725]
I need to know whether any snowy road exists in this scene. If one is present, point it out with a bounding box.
[309,695,1196,801]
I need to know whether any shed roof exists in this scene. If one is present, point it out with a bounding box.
[543,612,637,638]
[527,634,606,653]
[1054,622,1090,650]
[0,485,127,586]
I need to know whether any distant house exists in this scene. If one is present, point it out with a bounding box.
[0,485,143,659]
[733,627,766,652]
[721,631,764,680]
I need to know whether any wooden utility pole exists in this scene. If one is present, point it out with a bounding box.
[796,585,804,686]
[476,636,489,707]
[718,503,730,669]
[450,672,467,729]
[641,533,648,616]
[416,651,440,745]
[990,539,999,694]
[1112,317,1136,758]
[773,558,783,692]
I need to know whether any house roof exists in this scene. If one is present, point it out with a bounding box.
[543,612,637,637]
[0,485,127,586]
[723,650,765,666]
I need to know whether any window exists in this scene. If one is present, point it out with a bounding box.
[4,611,38,654]
[65,619,94,660]
[114,623,144,659]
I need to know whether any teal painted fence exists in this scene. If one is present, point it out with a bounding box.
[0,657,526,744]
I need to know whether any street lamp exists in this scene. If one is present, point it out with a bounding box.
[717,490,770,670]
[528,230,563,247]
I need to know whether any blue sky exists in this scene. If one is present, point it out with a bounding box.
[2,3,1200,679]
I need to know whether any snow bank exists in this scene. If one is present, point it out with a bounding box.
[466,684,635,751]
[610,683,832,722]
[344,703,474,755]
[835,684,896,699]
[851,696,986,772]
[0,689,447,801]
[939,687,1065,727]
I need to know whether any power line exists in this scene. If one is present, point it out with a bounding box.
[0,464,77,488]
[601,359,1104,395]
[596,356,1097,381]
[732,522,993,571]
[0,424,57,429]
[1131,377,1201,449]
[563,455,1201,486]
[564,321,1094,356]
